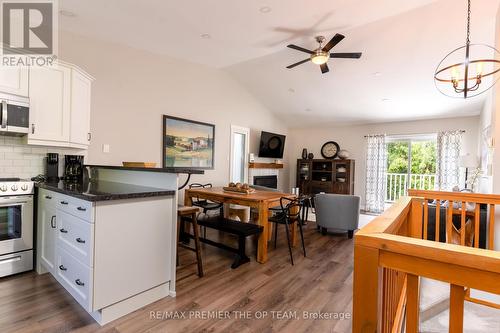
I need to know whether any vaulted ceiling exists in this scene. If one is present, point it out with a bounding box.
[60,0,500,127]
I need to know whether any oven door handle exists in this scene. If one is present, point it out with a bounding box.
[0,197,33,206]
[0,255,21,264]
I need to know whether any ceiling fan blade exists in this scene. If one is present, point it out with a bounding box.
[322,33,345,52]
[286,58,310,69]
[320,63,329,74]
[287,44,315,55]
[330,52,362,59]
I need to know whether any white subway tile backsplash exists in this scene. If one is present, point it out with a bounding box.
[0,138,87,178]
[4,152,24,160]
[12,160,30,167]
[13,147,32,153]
[31,147,48,155]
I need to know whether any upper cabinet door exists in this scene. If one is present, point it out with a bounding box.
[70,69,92,146]
[0,66,29,97]
[29,64,71,142]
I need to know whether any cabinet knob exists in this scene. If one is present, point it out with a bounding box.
[87,132,91,141]
[59,228,68,233]
[76,237,85,244]
[60,201,68,205]
[31,124,35,134]
[45,195,52,199]
[50,216,56,228]
[59,265,67,271]
[77,207,86,211]
[75,279,85,286]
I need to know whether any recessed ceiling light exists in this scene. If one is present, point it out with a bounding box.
[305,108,312,112]
[59,9,76,17]
[200,33,211,39]
[288,88,295,93]
[382,98,390,102]
[373,72,382,77]
[259,6,272,13]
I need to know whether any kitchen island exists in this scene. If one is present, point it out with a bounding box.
[35,165,202,325]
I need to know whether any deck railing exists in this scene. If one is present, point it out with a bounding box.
[385,173,437,202]
[353,190,500,333]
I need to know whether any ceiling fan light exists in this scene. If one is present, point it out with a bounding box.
[311,53,328,65]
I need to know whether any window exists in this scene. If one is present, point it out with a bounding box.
[386,134,437,202]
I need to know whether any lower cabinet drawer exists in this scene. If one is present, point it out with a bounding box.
[57,195,94,223]
[56,209,94,267]
[55,247,93,312]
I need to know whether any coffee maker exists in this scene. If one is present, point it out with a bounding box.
[46,153,59,182]
[63,155,84,182]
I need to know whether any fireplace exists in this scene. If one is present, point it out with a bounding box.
[253,175,278,189]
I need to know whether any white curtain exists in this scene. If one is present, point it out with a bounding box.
[365,134,387,213]
[437,130,463,190]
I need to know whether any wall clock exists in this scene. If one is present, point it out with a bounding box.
[321,141,340,159]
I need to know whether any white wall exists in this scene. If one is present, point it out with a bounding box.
[58,31,289,192]
[288,116,480,206]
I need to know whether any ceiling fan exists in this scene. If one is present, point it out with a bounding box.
[286,34,362,74]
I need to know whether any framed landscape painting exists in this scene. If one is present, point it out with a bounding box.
[162,115,215,169]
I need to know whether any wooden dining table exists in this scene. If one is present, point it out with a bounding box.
[184,187,297,263]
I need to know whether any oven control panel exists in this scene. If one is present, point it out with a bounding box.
[0,181,34,196]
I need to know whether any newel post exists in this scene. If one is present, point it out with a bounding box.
[353,238,380,333]
[410,197,424,239]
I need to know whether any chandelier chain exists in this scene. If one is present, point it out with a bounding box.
[466,0,471,45]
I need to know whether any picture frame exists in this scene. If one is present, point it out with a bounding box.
[162,115,215,169]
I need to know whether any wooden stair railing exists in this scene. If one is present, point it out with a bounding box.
[353,192,500,333]
[408,189,498,249]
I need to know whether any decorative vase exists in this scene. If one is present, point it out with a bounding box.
[307,153,314,160]
[301,148,308,159]
[338,149,350,160]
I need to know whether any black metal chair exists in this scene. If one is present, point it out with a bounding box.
[268,197,306,265]
[189,183,224,237]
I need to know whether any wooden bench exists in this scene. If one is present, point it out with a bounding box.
[195,216,263,269]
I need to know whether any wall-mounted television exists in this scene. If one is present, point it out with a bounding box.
[258,131,286,158]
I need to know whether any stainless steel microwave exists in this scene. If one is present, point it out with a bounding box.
[0,99,30,136]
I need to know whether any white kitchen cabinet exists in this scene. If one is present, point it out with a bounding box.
[36,189,58,274]
[55,246,94,312]
[28,64,71,144]
[25,62,93,148]
[36,188,176,326]
[56,209,94,267]
[0,66,29,97]
[69,68,92,148]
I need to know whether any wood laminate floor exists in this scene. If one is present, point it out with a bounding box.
[0,222,354,333]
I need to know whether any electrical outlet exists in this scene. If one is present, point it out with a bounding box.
[102,144,110,153]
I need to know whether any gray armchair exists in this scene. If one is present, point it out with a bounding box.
[315,193,360,238]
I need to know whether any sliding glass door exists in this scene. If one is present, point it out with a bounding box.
[386,136,437,202]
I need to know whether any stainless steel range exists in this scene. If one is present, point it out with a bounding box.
[0,178,34,277]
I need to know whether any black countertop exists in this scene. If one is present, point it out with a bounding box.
[36,180,176,202]
[86,164,205,174]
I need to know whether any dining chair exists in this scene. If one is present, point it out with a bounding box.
[268,197,306,265]
[189,183,224,237]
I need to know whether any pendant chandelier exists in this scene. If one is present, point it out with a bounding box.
[434,0,500,98]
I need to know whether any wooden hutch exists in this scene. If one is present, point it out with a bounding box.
[296,159,355,196]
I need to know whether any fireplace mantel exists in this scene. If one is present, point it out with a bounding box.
[248,162,283,169]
